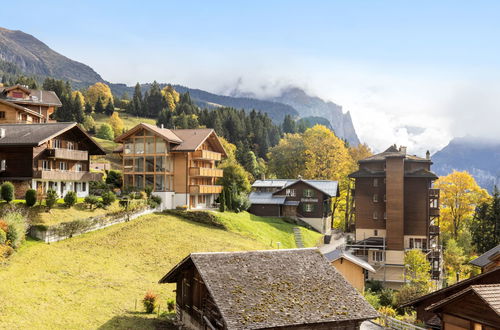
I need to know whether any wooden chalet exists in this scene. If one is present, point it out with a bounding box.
[322,248,375,292]
[426,284,500,329]
[248,179,339,235]
[159,248,378,330]
[115,123,226,210]
[402,267,500,328]
[0,122,105,198]
[0,84,62,123]
[470,244,500,273]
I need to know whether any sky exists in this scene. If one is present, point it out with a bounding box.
[2,0,500,155]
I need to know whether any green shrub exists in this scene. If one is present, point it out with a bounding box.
[101,191,116,207]
[96,123,114,140]
[25,189,37,207]
[64,191,77,207]
[4,212,27,248]
[84,195,99,210]
[1,182,14,203]
[231,193,250,213]
[144,186,153,198]
[366,280,384,293]
[379,288,395,307]
[143,291,158,313]
[166,298,175,313]
[164,210,225,229]
[363,289,381,309]
[96,201,104,209]
[148,195,162,208]
[105,170,122,189]
[45,189,58,209]
[0,229,6,245]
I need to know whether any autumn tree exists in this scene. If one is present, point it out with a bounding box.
[108,112,124,137]
[443,239,466,284]
[267,133,306,179]
[86,82,113,107]
[348,143,373,169]
[162,85,180,111]
[435,171,490,240]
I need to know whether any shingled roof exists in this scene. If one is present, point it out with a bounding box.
[470,244,500,267]
[426,284,500,315]
[0,85,62,107]
[159,248,378,329]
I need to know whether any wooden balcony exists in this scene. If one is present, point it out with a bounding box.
[429,188,440,198]
[429,225,440,236]
[192,150,222,161]
[430,208,440,217]
[428,250,440,260]
[189,184,223,194]
[47,148,88,161]
[189,167,223,178]
[431,270,441,280]
[33,170,102,181]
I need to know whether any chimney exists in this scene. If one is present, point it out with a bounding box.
[426,150,430,160]
[399,146,407,154]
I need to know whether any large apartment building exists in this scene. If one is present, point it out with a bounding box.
[0,122,105,198]
[0,84,62,123]
[115,123,226,210]
[347,145,441,289]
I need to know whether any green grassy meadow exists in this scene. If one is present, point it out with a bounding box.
[0,211,321,329]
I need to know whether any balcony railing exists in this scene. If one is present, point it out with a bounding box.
[33,170,102,181]
[428,250,440,260]
[430,208,440,217]
[189,167,223,178]
[429,225,440,236]
[429,188,440,197]
[47,148,88,161]
[192,150,222,161]
[189,184,223,194]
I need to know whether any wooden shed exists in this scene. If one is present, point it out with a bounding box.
[159,248,378,330]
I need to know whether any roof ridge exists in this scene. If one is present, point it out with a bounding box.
[191,248,317,256]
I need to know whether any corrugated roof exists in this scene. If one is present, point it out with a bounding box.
[249,192,286,205]
[323,248,376,273]
[0,122,105,154]
[470,244,500,267]
[304,180,339,197]
[160,249,378,329]
[252,179,291,188]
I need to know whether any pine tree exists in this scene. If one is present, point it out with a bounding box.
[130,83,143,116]
[94,97,104,114]
[282,114,297,133]
[105,101,115,116]
[72,94,85,123]
[84,102,93,115]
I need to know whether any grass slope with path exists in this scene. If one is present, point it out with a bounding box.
[0,211,321,329]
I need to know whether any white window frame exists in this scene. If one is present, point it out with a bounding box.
[373,178,378,187]
[67,142,74,150]
[42,160,50,170]
[373,194,379,203]
[373,251,385,262]
[59,161,68,171]
[373,211,378,220]
[286,189,296,197]
[53,139,62,149]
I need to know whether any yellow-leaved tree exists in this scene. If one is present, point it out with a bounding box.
[87,82,113,107]
[434,171,490,240]
[267,133,307,179]
[162,85,180,111]
[107,112,124,137]
[71,90,85,106]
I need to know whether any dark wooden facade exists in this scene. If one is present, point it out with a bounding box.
[273,180,332,219]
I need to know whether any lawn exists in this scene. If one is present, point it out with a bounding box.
[0,213,267,329]
[92,112,155,132]
[212,211,323,248]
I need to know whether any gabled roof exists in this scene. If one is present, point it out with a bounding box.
[404,168,439,179]
[358,145,429,163]
[0,122,106,155]
[0,99,44,118]
[114,123,182,143]
[0,86,62,107]
[271,179,339,197]
[322,248,376,273]
[252,179,291,189]
[348,168,386,178]
[426,284,500,316]
[159,248,378,329]
[470,244,500,267]
[402,267,500,307]
[248,191,286,205]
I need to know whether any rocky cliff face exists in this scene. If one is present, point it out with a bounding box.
[0,27,103,84]
[270,87,360,145]
[432,136,500,191]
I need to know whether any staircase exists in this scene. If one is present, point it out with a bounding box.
[293,227,304,248]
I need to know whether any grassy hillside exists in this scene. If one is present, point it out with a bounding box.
[92,112,155,132]
[213,211,322,248]
[0,211,319,329]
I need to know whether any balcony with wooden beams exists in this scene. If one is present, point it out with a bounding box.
[47,148,88,161]
[192,150,222,161]
[189,184,223,194]
[33,170,102,181]
[429,225,440,236]
[189,167,223,178]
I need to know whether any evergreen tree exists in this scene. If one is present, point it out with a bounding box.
[282,114,297,133]
[129,82,143,116]
[94,97,104,114]
[144,81,164,117]
[72,93,85,123]
[104,101,115,116]
[84,102,93,115]
[471,186,500,253]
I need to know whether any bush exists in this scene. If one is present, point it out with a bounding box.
[143,291,158,313]
[0,229,6,245]
[64,191,77,207]
[166,298,175,313]
[144,186,153,198]
[96,123,114,140]
[379,288,395,307]
[1,182,14,203]
[45,189,58,209]
[164,210,225,229]
[176,205,188,210]
[366,280,384,293]
[148,195,162,209]
[231,193,250,213]
[25,189,37,207]
[363,289,381,309]
[101,191,116,207]
[84,195,99,210]
[105,170,122,189]
[3,211,27,248]
[0,244,14,261]
[89,180,109,196]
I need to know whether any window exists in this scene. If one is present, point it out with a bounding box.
[303,203,315,213]
[145,156,154,172]
[76,163,83,172]
[373,211,378,220]
[286,189,296,197]
[135,175,144,190]
[67,142,74,150]
[156,139,167,153]
[155,175,165,191]
[0,159,5,171]
[59,161,68,171]
[373,251,384,262]
[42,160,50,170]
[303,189,315,197]
[145,175,154,188]
[82,182,86,192]
[124,157,133,172]
[410,238,428,250]
[53,139,62,149]
[0,111,5,119]
[124,174,133,188]
[134,137,144,154]
[373,178,378,187]
[124,139,134,154]
[374,230,378,236]
[134,157,144,172]
[145,137,155,154]
[373,194,379,203]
